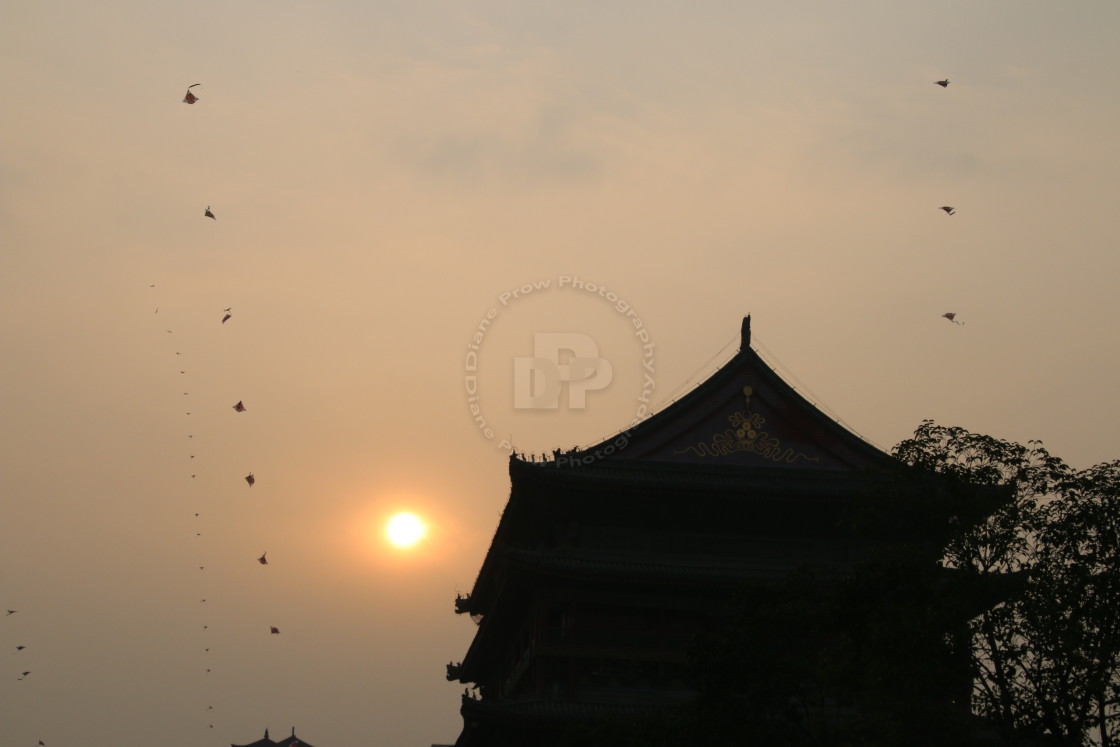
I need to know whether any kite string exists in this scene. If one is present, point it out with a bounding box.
[656,332,740,408]
[571,332,740,450]
[750,333,885,452]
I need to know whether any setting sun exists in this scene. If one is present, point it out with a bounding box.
[386,512,426,548]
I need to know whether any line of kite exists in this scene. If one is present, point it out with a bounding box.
[934,79,966,327]
[152,89,291,733]
[4,609,34,688]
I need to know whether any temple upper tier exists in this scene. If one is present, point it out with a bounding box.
[543,315,888,471]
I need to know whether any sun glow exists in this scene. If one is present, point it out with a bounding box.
[386,512,426,548]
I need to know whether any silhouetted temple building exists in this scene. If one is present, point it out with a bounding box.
[231,727,312,747]
[447,317,1008,745]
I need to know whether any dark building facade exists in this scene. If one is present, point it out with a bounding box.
[447,318,1005,745]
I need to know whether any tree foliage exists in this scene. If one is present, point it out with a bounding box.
[893,421,1120,746]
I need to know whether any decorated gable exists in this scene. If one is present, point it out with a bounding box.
[588,318,887,471]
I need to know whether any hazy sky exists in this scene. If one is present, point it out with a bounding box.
[3,1,1119,745]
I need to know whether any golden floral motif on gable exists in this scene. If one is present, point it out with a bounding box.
[673,386,820,464]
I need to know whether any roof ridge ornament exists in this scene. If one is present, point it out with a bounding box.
[740,315,751,350]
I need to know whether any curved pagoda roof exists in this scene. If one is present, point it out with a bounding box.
[561,315,888,471]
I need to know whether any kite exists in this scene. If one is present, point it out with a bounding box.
[940,206,956,215]
[270,626,280,635]
[942,313,964,325]
[183,84,201,104]
[245,472,255,487]
[233,400,246,412]
[258,552,268,565]
[935,79,949,88]
[16,645,26,651]
[205,206,216,220]
[5,610,15,616]
[18,671,30,680]
[222,308,231,324]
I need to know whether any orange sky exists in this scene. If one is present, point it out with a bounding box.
[3,1,1119,745]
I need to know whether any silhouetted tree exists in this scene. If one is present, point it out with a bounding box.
[893,421,1120,746]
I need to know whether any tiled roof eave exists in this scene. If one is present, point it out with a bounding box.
[461,695,664,725]
[510,456,906,499]
[500,548,849,586]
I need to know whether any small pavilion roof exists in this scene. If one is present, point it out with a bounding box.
[232,727,313,747]
[231,729,274,747]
